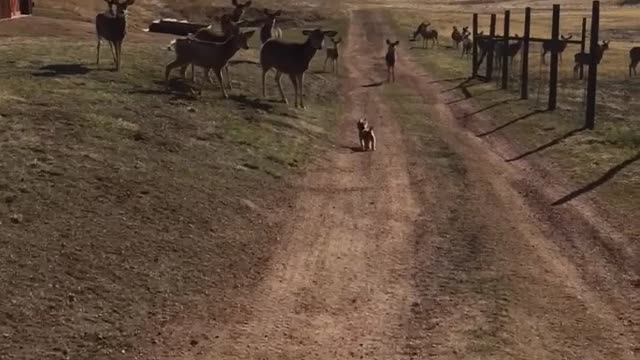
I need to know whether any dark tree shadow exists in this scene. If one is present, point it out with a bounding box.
[362,81,384,88]
[476,110,547,137]
[441,77,481,93]
[229,94,274,111]
[552,152,640,206]
[460,98,518,119]
[446,88,501,105]
[32,64,92,77]
[506,126,587,162]
[426,76,469,84]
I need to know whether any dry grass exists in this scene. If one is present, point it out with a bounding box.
[387,3,640,237]
[0,3,348,358]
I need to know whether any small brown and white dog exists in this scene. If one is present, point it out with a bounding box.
[357,117,376,151]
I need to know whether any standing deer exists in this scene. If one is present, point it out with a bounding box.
[324,37,341,74]
[260,28,337,108]
[496,35,523,69]
[385,39,399,83]
[165,30,256,98]
[412,22,438,49]
[452,26,468,49]
[573,40,610,78]
[186,19,246,83]
[220,0,251,31]
[629,46,640,77]
[95,0,135,71]
[541,34,573,65]
[461,31,473,59]
[260,9,283,44]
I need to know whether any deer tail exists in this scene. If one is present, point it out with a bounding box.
[167,39,177,51]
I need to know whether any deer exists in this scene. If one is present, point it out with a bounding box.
[385,39,399,83]
[220,0,251,32]
[165,30,256,98]
[95,0,135,71]
[452,26,467,49]
[461,31,473,59]
[185,19,247,84]
[324,36,341,74]
[495,34,523,69]
[541,34,573,65]
[412,22,438,49]
[260,28,337,108]
[629,47,640,77]
[260,9,283,44]
[573,40,610,78]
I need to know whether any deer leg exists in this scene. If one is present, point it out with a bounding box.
[165,60,184,83]
[288,74,298,108]
[115,41,122,70]
[225,66,232,90]
[262,68,268,98]
[323,57,328,72]
[108,42,116,68]
[275,71,288,104]
[96,38,101,66]
[213,68,228,99]
[299,73,305,109]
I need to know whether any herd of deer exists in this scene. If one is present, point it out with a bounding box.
[95,0,339,108]
[409,21,640,78]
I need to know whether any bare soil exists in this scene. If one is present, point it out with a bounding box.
[142,8,640,360]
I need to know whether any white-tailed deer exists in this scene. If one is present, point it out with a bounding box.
[260,9,283,44]
[461,31,472,59]
[573,40,609,78]
[324,37,341,74]
[220,0,251,31]
[541,34,572,65]
[495,34,522,69]
[166,30,255,98]
[412,22,438,49]
[187,19,247,83]
[385,39,399,83]
[95,0,135,70]
[260,28,337,108]
[452,26,467,49]
[629,47,640,77]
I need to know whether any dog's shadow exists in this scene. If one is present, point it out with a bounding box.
[341,145,366,153]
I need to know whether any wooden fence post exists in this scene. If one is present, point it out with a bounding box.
[521,7,531,99]
[548,4,560,110]
[586,0,600,129]
[580,17,587,80]
[472,13,479,77]
[502,10,510,89]
[486,14,497,81]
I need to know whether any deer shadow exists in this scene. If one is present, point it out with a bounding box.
[476,109,547,137]
[32,64,92,77]
[128,80,201,100]
[361,81,384,88]
[229,94,274,112]
[506,126,587,162]
[552,151,640,206]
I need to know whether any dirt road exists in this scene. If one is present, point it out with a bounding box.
[156,9,639,360]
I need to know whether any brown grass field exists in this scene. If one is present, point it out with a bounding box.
[1,0,639,359]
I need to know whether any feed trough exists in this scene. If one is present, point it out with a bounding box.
[145,18,209,36]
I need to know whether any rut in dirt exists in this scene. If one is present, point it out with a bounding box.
[156,9,639,360]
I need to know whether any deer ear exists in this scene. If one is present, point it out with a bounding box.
[244,30,255,38]
[274,10,282,16]
[386,39,391,45]
[394,41,400,46]
[244,0,251,6]
[323,30,338,37]
[302,30,312,36]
